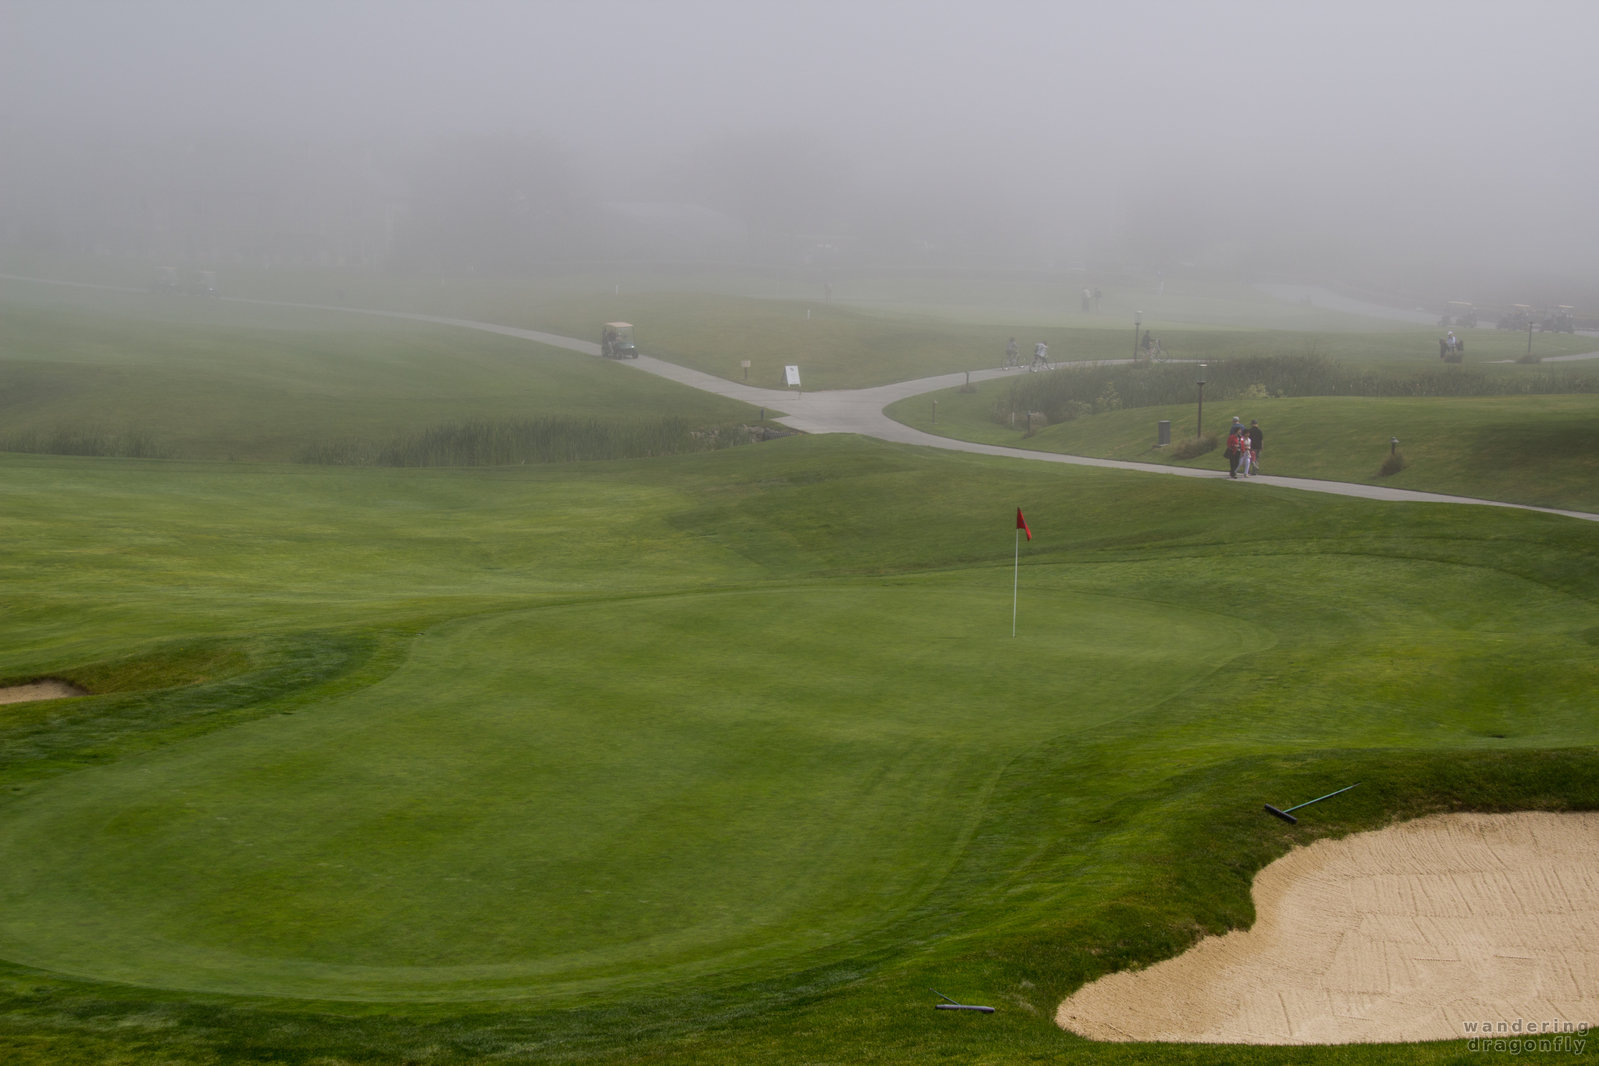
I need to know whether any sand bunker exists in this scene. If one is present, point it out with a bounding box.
[0,681,88,705]
[1058,811,1599,1044]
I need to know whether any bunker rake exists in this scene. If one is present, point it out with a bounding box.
[931,988,995,1013]
[1264,782,1361,824]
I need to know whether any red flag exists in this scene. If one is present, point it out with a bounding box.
[1016,508,1032,541]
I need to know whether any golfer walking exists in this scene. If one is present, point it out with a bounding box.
[1225,417,1245,478]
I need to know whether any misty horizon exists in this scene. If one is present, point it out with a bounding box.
[4,0,1596,302]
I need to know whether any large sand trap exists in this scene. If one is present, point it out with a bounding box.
[1058,811,1599,1044]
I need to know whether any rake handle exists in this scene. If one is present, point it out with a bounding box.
[1282,782,1361,814]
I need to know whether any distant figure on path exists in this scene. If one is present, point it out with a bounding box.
[1247,419,1264,475]
[1005,337,1020,368]
[1032,341,1050,371]
[1225,417,1245,478]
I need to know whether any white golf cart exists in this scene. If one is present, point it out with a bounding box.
[600,322,637,358]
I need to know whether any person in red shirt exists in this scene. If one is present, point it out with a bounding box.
[1225,418,1246,478]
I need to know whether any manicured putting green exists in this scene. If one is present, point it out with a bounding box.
[0,580,1255,1001]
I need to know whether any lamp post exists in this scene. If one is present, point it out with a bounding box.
[1196,364,1207,438]
[1133,311,1143,359]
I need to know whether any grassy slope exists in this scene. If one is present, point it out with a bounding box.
[17,264,1596,390]
[2,437,1598,1064]
[0,581,1246,1002]
[514,288,1597,391]
[892,383,1599,514]
[0,274,1597,1063]
[0,286,758,462]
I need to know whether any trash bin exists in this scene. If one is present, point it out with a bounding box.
[1157,420,1171,446]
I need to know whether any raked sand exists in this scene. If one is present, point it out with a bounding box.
[1057,811,1599,1044]
[0,681,88,705]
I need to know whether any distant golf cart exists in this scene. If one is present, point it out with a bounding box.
[601,322,637,359]
[1542,306,1576,333]
[190,270,218,297]
[1439,300,1476,328]
[1497,304,1535,331]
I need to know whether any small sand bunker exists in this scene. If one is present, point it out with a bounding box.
[0,680,89,705]
[1058,811,1599,1044]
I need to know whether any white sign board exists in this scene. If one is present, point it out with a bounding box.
[784,365,801,387]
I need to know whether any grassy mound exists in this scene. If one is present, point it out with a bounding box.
[895,387,1599,513]
[0,583,1245,1001]
[1,274,1596,1064]
[1,435,1596,1064]
[0,289,759,463]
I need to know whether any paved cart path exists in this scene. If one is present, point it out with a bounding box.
[639,358,1599,522]
[269,299,1596,524]
[4,274,1597,523]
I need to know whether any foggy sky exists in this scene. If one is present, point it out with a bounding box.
[5,0,1597,290]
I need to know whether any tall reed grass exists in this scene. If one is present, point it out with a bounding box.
[298,416,759,467]
[0,427,166,458]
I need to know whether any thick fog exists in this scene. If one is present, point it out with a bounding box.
[4,0,1596,299]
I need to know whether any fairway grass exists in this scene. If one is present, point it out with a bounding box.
[0,285,759,463]
[0,583,1247,1001]
[2,435,1598,1064]
[3,274,1599,1064]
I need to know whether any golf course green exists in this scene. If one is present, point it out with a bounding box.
[0,583,1247,1002]
[1,272,1596,1064]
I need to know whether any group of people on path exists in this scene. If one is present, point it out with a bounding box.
[1001,337,1265,477]
[1224,417,1264,478]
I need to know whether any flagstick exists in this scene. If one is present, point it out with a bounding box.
[1012,529,1020,637]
